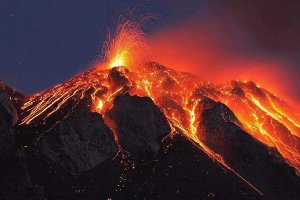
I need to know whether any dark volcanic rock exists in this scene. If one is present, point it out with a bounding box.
[0,83,45,200]
[197,97,300,199]
[107,93,171,157]
[40,110,118,175]
[108,67,130,89]
[0,81,26,115]
[111,134,261,200]
[28,135,262,200]
[0,88,16,155]
[197,97,242,160]
[0,81,18,126]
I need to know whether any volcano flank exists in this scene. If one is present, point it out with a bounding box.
[1,62,300,200]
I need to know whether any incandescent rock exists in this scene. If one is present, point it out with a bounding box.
[40,110,118,175]
[107,93,171,157]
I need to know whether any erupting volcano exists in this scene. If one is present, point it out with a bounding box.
[1,18,300,200]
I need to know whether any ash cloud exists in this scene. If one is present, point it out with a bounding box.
[149,0,300,106]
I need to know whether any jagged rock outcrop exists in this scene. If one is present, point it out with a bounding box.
[108,67,130,88]
[0,81,18,126]
[0,89,16,156]
[107,93,171,157]
[40,110,118,175]
[197,97,300,199]
[196,97,280,164]
[196,97,243,160]
[0,82,45,200]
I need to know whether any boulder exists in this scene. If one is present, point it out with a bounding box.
[40,110,118,175]
[107,93,170,157]
[197,97,300,199]
[0,82,45,200]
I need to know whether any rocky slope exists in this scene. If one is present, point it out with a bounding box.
[0,82,45,200]
[1,63,300,200]
[197,97,300,199]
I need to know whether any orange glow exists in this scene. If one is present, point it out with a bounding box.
[97,100,104,111]
[147,17,300,108]
[102,19,149,69]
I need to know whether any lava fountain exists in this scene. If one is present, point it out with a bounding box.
[102,18,150,69]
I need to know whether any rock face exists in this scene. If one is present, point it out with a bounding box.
[40,110,118,175]
[0,83,45,200]
[0,88,16,155]
[197,97,300,199]
[107,93,171,157]
[0,81,18,126]
[197,97,244,161]
[108,67,130,88]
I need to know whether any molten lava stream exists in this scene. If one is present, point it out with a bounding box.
[248,93,300,137]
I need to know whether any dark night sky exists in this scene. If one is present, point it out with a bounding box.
[1,0,300,102]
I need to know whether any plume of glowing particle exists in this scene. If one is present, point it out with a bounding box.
[103,18,150,69]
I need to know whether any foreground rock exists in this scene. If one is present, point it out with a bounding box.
[40,110,118,175]
[0,82,45,200]
[107,93,171,157]
[0,81,18,126]
[197,97,300,199]
[110,134,261,200]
